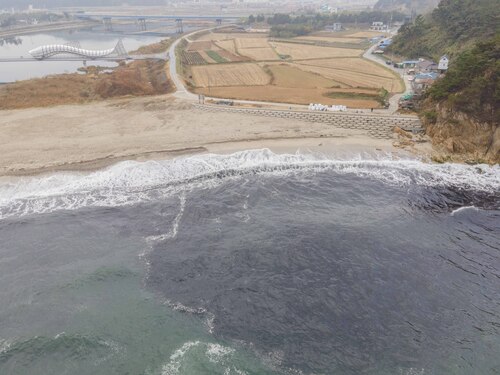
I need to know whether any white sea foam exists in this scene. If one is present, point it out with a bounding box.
[161,340,243,375]
[450,205,480,216]
[162,340,202,375]
[146,193,186,243]
[1,149,498,220]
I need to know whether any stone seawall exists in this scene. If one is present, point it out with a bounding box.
[193,104,423,139]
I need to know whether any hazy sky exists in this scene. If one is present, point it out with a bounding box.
[1,0,169,9]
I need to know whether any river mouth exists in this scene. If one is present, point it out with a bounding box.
[0,151,499,375]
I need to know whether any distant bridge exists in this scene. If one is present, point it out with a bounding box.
[73,13,240,33]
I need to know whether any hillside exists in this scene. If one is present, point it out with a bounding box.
[388,0,499,60]
[374,0,439,14]
[389,0,499,163]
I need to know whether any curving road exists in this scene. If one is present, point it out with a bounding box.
[168,30,200,101]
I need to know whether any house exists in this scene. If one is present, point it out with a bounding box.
[412,72,439,93]
[370,22,388,31]
[438,55,449,72]
[416,59,438,73]
[325,23,342,32]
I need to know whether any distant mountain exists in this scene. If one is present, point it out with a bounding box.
[374,0,440,14]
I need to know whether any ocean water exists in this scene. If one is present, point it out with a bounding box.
[0,150,499,375]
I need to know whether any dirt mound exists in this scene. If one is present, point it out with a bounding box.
[0,60,171,110]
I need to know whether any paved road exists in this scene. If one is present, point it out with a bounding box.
[363,38,412,113]
[168,32,199,100]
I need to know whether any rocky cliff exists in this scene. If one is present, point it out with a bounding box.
[422,103,499,164]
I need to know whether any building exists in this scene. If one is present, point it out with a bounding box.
[417,59,438,73]
[325,23,342,32]
[412,72,439,93]
[370,22,388,31]
[438,55,449,72]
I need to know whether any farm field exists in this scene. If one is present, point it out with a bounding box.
[294,35,367,44]
[191,63,271,87]
[181,27,403,108]
[194,86,380,108]
[239,47,280,61]
[271,42,362,59]
[215,39,237,54]
[264,64,340,88]
[293,63,402,91]
[346,31,389,38]
[195,32,268,41]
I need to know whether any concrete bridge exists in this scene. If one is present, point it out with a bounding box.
[74,13,240,33]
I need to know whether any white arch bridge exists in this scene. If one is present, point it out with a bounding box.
[29,40,128,60]
[0,40,168,62]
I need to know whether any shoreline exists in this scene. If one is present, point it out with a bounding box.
[2,136,411,178]
[0,95,428,178]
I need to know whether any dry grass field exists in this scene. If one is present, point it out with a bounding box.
[217,50,249,62]
[196,32,268,41]
[191,63,271,87]
[215,39,237,54]
[271,42,362,59]
[238,47,280,61]
[292,63,402,91]
[346,31,389,38]
[265,64,339,88]
[295,57,393,75]
[294,35,366,44]
[194,86,379,108]
[186,41,215,51]
[235,38,270,49]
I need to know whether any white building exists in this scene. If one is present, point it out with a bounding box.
[370,22,388,31]
[438,55,449,71]
[325,23,343,31]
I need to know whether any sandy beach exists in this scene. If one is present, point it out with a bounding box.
[0,94,424,177]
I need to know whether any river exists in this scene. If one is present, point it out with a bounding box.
[0,29,165,82]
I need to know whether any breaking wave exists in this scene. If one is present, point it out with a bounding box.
[0,149,498,220]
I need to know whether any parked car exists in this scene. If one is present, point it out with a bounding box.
[385,60,392,65]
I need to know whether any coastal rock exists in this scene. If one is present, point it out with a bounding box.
[422,103,499,164]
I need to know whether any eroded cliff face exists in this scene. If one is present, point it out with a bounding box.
[422,103,499,164]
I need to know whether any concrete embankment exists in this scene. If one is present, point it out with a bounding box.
[194,104,423,140]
